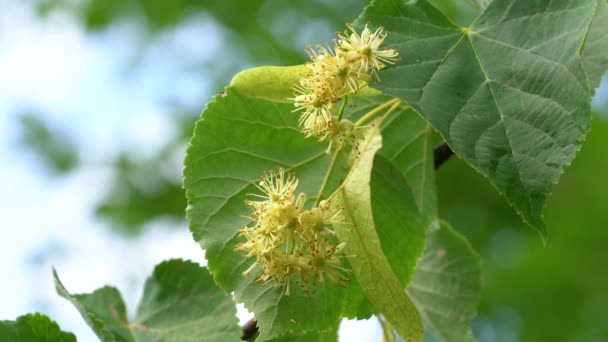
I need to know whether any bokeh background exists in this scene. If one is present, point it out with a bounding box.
[0,0,606,341]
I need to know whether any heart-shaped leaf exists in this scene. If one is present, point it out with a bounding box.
[356,0,607,235]
[184,86,428,338]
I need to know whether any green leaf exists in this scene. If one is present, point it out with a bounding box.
[184,88,428,338]
[266,328,338,342]
[466,0,491,11]
[341,155,428,319]
[54,281,129,341]
[0,313,76,342]
[582,0,608,94]
[338,96,435,319]
[347,96,439,225]
[407,222,482,342]
[357,0,602,235]
[54,259,241,342]
[230,65,307,103]
[184,87,348,340]
[381,115,437,226]
[371,156,427,286]
[230,65,383,104]
[332,119,423,342]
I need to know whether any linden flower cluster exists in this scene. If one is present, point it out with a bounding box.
[235,169,348,294]
[293,24,398,141]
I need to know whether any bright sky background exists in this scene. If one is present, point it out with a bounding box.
[1,1,606,341]
[0,2,384,340]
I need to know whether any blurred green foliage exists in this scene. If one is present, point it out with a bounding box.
[23,0,477,233]
[21,0,608,340]
[31,0,370,64]
[26,0,370,234]
[438,115,608,341]
[93,113,195,235]
[18,113,79,174]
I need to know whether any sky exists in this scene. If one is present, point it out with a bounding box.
[0,1,606,341]
[0,1,217,340]
[0,2,383,340]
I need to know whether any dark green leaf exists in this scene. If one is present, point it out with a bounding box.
[358,0,602,235]
[407,222,481,342]
[0,313,76,342]
[54,259,241,342]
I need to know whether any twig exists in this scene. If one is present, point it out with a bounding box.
[433,141,453,170]
[241,319,258,341]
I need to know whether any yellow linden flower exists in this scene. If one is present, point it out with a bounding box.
[304,239,350,286]
[320,49,361,95]
[236,169,349,294]
[299,109,332,139]
[246,168,298,210]
[295,76,334,111]
[235,227,271,258]
[299,200,343,237]
[292,24,398,146]
[326,119,361,154]
[337,24,399,73]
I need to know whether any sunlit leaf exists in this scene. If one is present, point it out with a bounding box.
[231,65,308,103]
[230,65,383,104]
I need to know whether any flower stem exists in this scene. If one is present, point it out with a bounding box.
[354,97,401,127]
[314,151,340,207]
[379,316,396,342]
[337,96,349,121]
[326,106,396,203]
[320,98,403,206]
